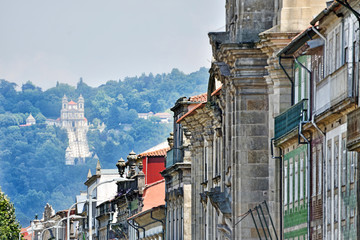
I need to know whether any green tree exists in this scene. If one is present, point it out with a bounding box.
[0,189,21,239]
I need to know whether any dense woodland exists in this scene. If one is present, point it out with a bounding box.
[0,67,209,226]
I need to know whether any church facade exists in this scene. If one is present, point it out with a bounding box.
[61,95,91,165]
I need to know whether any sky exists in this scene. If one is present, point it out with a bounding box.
[0,0,225,90]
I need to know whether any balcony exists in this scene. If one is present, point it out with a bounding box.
[165,148,183,168]
[165,149,174,168]
[274,99,307,140]
[315,63,353,115]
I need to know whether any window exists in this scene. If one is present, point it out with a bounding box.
[300,154,304,200]
[295,69,299,103]
[295,157,299,202]
[334,137,339,188]
[214,135,221,177]
[344,22,349,63]
[180,206,183,240]
[301,67,307,100]
[289,159,293,204]
[203,140,208,182]
[328,33,334,74]
[312,148,316,197]
[334,194,339,222]
[327,140,332,191]
[167,210,171,239]
[341,193,346,220]
[284,163,288,205]
[341,137,347,186]
[335,28,341,69]
[327,196,331,225]
[318,145,322,195]
[318,61,323,81]
[349,152,356,183]
[305,153,308,198]
[172,209,175,239]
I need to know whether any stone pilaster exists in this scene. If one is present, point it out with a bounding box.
[218,44,270,240]
[258,31,298,238]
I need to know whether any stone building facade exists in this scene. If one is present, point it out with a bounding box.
[172,0,328,239]
[161,93,207,240]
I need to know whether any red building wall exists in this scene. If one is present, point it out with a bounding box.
[142,156,165,185]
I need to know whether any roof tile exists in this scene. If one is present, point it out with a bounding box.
[189,93,207,102]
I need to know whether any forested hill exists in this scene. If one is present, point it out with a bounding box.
[0,67,209,225]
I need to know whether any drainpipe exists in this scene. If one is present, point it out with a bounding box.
[279,56,295,105]
[127,219,144,239]
[150,210,165,240]
[298,120,311,240]
[270,138,283,240]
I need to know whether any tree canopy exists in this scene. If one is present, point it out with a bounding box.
[0,190,21,239]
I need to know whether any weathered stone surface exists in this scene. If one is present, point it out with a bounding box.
[248,150,269,164]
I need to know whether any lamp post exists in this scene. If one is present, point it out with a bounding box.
[66,200,87,240]
[55,215,84,240]
[88,177,125,240]
[40,222,58,240]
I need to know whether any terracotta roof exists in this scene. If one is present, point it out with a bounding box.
[139,147,170,157]
[211,86,222,96]
[68,100,77,105]
[189,93,207,102]
[21,227,33,240]
[176,103,205,123]
[128,180,165,219]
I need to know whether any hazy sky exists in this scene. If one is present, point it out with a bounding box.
[0,0,225,90]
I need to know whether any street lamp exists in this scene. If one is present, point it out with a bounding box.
[39,221,57,240]
[55,215,84,240]
[88,177,129,240]
[66,200,88,240]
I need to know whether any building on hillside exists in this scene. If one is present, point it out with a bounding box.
[45,118,60,126]
[154,112,172,123]
[61,94,91,165]
[274,1,360,239]
[19,113,37,127]
[138,112,154,120]
[138,111,172,123]
[127,179,166,240]
[26,113,36,125]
